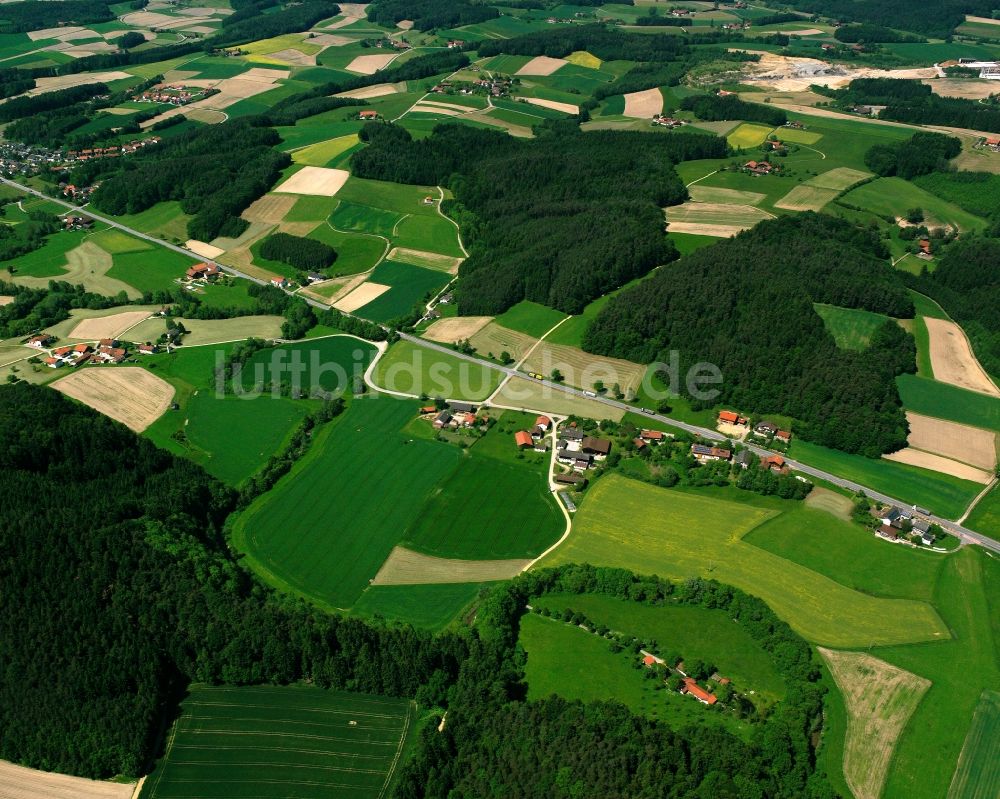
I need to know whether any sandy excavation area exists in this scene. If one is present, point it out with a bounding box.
[53,367,175,433]
[905,411,997,471]
[274,166,350,196]
[334,281,390,312]
[373,546,530,584]
[69,310,152,340]
[736,50,938,92]
[516,56,567,76]
[0,760,133,799]
[423,316,493,343]
[924,317,1000,396]
[345,53,397,75]
[623,88,663,117]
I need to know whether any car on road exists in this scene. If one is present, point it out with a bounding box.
[583,390,597,397]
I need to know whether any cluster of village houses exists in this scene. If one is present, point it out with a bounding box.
[62,137,161,164]
[877,505,937,547]
[132,85,219,106]
[431,76,511,98]
[428,401,482,430]
[641,654,730,706]
[25,335,158,368]
[652,115,686,128]
[372,37,410,50]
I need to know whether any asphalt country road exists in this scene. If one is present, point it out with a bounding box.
[7,176,998,554]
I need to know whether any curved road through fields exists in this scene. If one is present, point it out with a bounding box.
[7,176,999,554]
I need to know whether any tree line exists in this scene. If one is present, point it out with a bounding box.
[351,120,726,315]
[833,23,924,43]
[584,213,917,456]
[680,93,788,126]
[0,0,112,33]
[865,131,962,180]
[778,0,990,39]
[365,0,498,30]
[0,279,130,339]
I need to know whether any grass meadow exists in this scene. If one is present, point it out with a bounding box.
[840,178,987,233]
[519,613,755,738]
[896,374,1000,433]
[788,439,983,520]
[964,483,1000,536]
[946,690,1000,799]
[814,304,890,350]
[539,475,948,647]
[372,340,504,401]
[140,685,413,799]
[493,300,567,338]
[353,261,451,322]
[351,582,489,631]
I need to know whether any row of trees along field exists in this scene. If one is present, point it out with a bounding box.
[907,236,1000,380]
[260,232,337,270]
[351,120,726,314]
[0,386,835,798]
[779,0,995,38]
[0,280,130,338]
[827,78,1000,134]
[680,93,788,126]
[584,213,917,457]
[396,564,834,799]
[365,0,498,29]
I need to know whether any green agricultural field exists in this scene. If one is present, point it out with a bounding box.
[89,228,152,254]
[353,261,450,323]
[372,340,503,401]
[139,684,414,799]
[896,374,1000,433]
[946,689,1000,799]
[839,178,987,233]
[351,582,489,631]
[814,303,891,350]
[520,613,754,739]
[745,505,946,602]
[401,454,564,560]
[276,120,363,151]
[4,229,90,278]
[534,593,787,703]
[669,231,719,254]
[493,300,567,338]
[392,214,465,258]
[105,248,192,294]
[539,475,948,647]
[788,438,983,519]
[114,200,192,242]
[233,398,463,609]
[329,199,403,238]
[292,133,360,166]
[964,483,1000,535]
[727,122,775,149]
[307,224,387,276]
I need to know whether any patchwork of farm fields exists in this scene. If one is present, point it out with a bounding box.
[539,475,948,647]
[139,685,413,799]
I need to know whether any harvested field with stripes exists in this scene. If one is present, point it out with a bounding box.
[139,684,413,799]
[422,316,493,344]
[665,202,773,237]
[0,760,133,799]
[469,321,537,364]
[373,546,530,584]
[774,185,840,212]
[623,87,663,118]
[687,186,766,205]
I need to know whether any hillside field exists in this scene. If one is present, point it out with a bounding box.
[139,685,413,799]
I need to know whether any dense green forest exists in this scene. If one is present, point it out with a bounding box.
[366,0,498,29]
[0,82,107,124]
[0,210,62,263]
[88,120,288,242]
[0,387,834,798]
[680,93,787,126]
[351,121,726,314]
[780,0,993,38]
[0,280,130,338]
[0,1,112,33]
[908,236,1000,380]
[260,232,337,271]
[833,24,924,43]
[913,171,1000,222]
[396,563,834,799]
[584,214,916,456]
[864,131,962,179]
[0,68,34,100]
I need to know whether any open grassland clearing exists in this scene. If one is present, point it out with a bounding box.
[422,316,493,344]
[789,438,983,520]
[53,367,174,433]
[665,201,773,237]
[904,412,996,471]
[0,760,133,799]
[140,685,412,799]
[924,317,1000,397]
[774,184,839,212]
[292,134,360,166]
[965,482,1000,535]
[839,178,987,234]
[351,582,488,631]
[495,376,626,421]
[815,304,890,350]
[372,548,530,585]
[540,475,948,647]
[521,341,647,398]
[947,690,1000,799]
[535,593,787,703]
[819,648,931,799]
[468,321,537,364]
[520,613,754,739]
[3,232,142,298]
[727,122,775,149]
[372,340,503,401]
[176,315,284,346]
[873,551,1000,799]
[778,126,823,145]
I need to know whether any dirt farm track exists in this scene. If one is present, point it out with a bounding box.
[0,760,133,799]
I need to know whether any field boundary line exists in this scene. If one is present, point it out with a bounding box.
[436,185,468,257]
[378,701,413,799]
[958,477,997,525]
[685,169,718,188]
